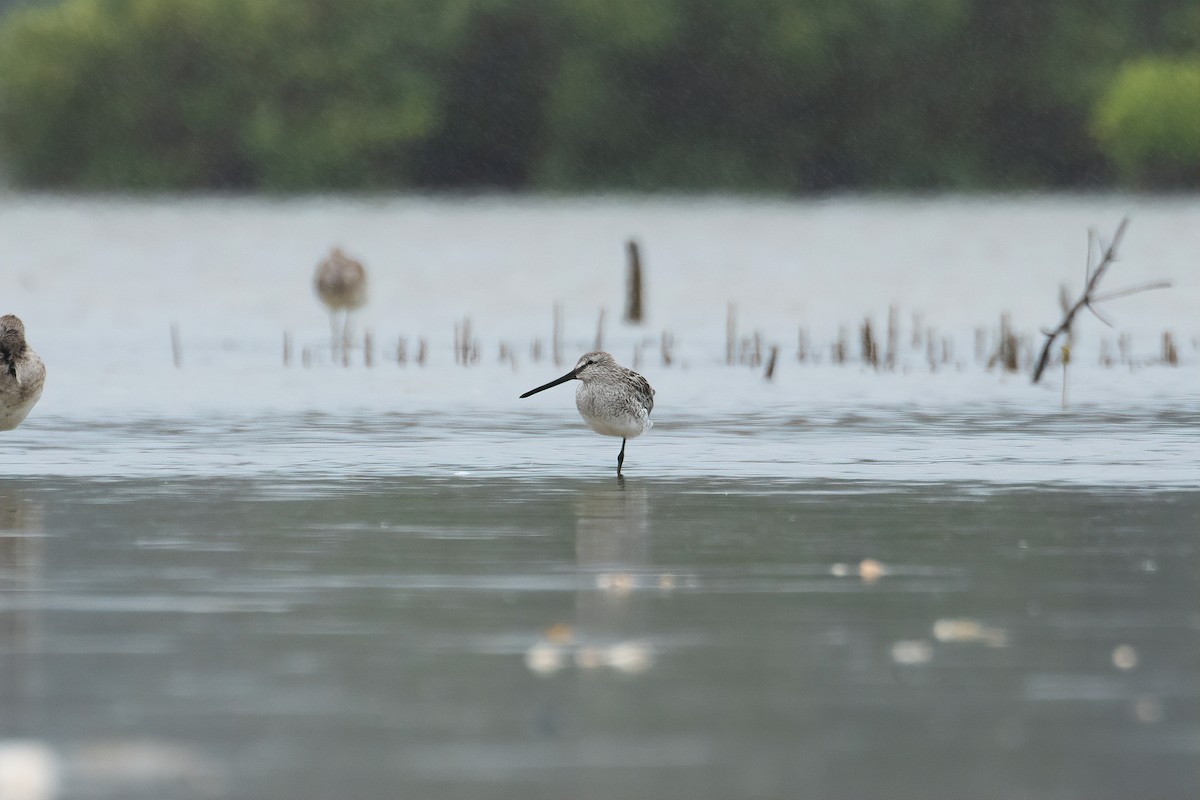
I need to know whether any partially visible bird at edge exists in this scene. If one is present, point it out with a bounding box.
[0,314,46,431]
[520,351,654,477]
[314,247,368,358]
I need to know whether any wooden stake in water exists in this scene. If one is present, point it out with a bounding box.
[625,240,644,324]
[282,331,292,367]
[363,329,373,368]
[860,318,878,369]
[1162,331,1178,365]
[764,345,779,380]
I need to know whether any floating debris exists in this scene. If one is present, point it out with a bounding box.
[525,642,567,676]
[1112,644,1139,670]
[0,740,59,800]
[605,641,654,674]
[595,572,636,595]
[574,646,604,670]
[932,618,1008,647]
[891,639,934,665]
[858,558,887,583]
[543,622,573,644]
[1133,696,1163,724]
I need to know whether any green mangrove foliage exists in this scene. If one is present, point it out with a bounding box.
[0,0,1195,191]
[1092,59,1200,187]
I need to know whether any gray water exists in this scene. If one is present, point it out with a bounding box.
[2,474,1198,799]
[1,195,1198,798]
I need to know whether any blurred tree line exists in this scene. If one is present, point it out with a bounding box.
[0,0,1196,191]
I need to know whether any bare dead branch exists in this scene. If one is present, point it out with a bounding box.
[1090,280,1173,304]
[1085,301,1114,328]
[1031,217,1164,384]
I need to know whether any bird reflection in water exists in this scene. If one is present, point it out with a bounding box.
[0,486,46,723]
[525,481,665,677]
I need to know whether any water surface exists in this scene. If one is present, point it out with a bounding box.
[1,195,1197,798]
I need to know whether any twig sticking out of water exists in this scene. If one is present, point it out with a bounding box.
[454,317,472,365]
[417,338,428,366]
[397,337,407,366]
[832,327,848,365]
[661,330,675,367]
[726,303,736,366]
[886,306,898,371]
[860,318,879,369]
[764,345,779,380]
[625,240,644,324]
[283,331,292,367]
[1032,218,1170,383]
[499,342,518,371]
[1162,331,1178,365]
[797,327,810,363]
[364,330,374,367]
[989,314,1019,372]
[170,322,182,368]
[552,303,563,367]
[1061,343,1071,410]
[1118,332,1131,367]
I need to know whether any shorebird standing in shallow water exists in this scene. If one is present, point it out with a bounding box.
[521,351,654,477]
[0,314,46,431]
[314,247,367,356]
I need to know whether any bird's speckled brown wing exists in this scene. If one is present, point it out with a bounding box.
[625,368,654,416]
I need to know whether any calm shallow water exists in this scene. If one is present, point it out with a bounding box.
[1,475,1197,799]
[1,194,1198,797]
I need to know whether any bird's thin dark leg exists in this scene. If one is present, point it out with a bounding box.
[616,438,627,476]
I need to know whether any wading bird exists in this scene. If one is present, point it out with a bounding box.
[314,247,367,356]
[520,351,654,477]
[0,314,46,431]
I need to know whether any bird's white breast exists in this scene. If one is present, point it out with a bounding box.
[575,382,652,439]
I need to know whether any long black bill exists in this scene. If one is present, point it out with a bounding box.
[520,370,577,398]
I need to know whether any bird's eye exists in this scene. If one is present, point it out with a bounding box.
[586,359,595,365]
